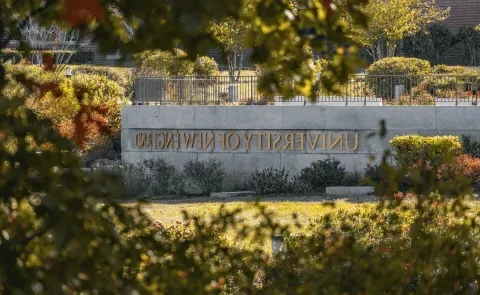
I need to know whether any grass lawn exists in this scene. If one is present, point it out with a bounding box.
[126,195,376,252]
[124,195,480,252]
[130,195,377,230]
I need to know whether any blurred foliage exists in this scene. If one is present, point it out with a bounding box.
[248,0,369,98]
[3,1,480,294]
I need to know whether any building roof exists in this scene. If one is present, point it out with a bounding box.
[435,0,480,32]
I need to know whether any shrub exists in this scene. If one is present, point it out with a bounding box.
[135,49,194,76]
[183,158,225,195]
[116,159,181,198]
[432,65,476,75]
[120,161,152,198]
[144,158,177,196]
[364,164,383,185]
[397,91,435,105]
[341,172,362,186]
[289,176,313,194]
[73,65,134,98]
[83,133,121,166]
[251,167,291,194]
[135,49,220,77]
[193,56,219,76]
[456,154,480,192]
[0,49,22,63]
[462,135,480,158]
[424,65,477,97]
[298,158,346,190]
[390,135,462,169]
[221,173,253,192]
[366,57,431,98]
[168,171,186,196]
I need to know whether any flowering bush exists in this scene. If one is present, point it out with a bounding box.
[456,154,480,191]
[397,91,435,105]
[3,64,126,149]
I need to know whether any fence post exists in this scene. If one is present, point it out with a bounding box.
[456,76,459,106]
[179,77,185,105]
[364,76,367,106]
[476,77,479,106]
[409,76,412,106]
[159,78,163,105]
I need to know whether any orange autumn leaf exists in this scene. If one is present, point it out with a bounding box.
[62,0,105,26]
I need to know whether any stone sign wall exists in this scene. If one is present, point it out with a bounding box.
[122,106,480,174]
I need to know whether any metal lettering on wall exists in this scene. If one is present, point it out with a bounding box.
[134,131,359,152]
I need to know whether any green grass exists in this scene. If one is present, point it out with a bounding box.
[126,196,375,252]
[124,196,480,252]
[130,196,376,230]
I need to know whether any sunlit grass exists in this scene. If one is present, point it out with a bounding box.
[134,199,375,230]
[124,197,480,252]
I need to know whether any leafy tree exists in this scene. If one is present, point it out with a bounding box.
[208,0,255,81]
[209,17,249,81]
[347,0,449,61]
[457,26,480,66]
[401,24,454,65]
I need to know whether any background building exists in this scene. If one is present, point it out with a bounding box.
[435,0,480,65]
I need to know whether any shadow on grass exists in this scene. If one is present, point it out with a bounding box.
[126,193,380,205]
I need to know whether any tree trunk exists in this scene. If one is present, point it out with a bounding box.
[226,53,235,82]
[235,50,244,82]
[386,43,396,58]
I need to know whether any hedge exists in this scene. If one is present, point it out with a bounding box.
[134,49,220,76]
[424,65,478,98]
[0,50,94,64]
[0,50,22,63]
[72,65,134,97]
[366,57,431,98]
[390,135,462,168]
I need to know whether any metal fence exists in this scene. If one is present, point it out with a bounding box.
[134,76,260,105]
[134,74,480,106]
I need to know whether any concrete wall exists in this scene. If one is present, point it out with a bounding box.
[122,106,480,175]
